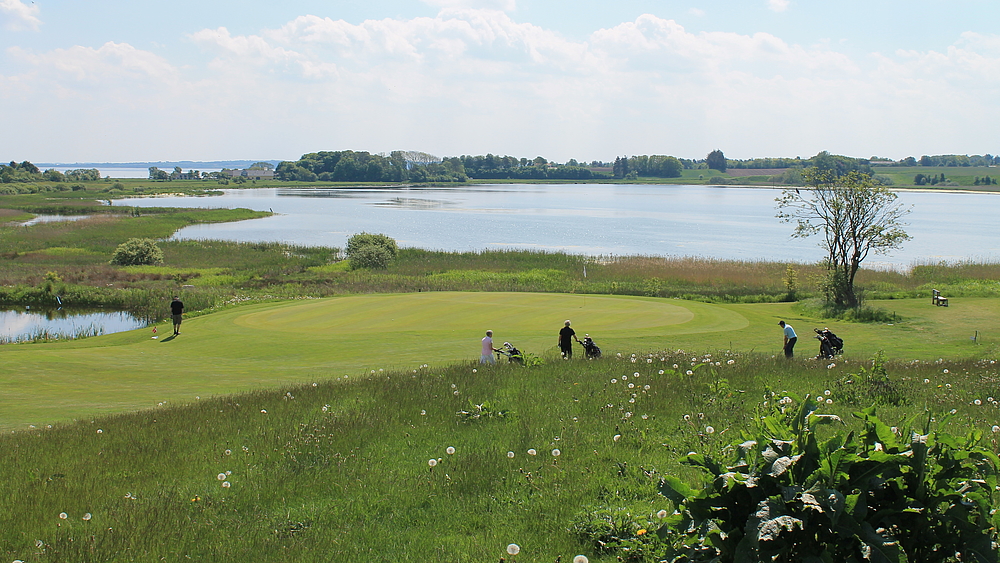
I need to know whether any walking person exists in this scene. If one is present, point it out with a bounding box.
[558,320,581,359]
[480,330,498,364]
[778,320,796,358]
[170,296,185,336]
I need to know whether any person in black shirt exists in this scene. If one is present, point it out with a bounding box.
[170,297,184,335]
[558,320,580,359]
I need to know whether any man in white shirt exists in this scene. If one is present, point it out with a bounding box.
[778,320,797,358]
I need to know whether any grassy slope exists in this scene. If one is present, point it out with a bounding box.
[3,292,996,430]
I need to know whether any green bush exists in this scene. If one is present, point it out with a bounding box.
[346,232,398,259]
[348,243,392,270]
[655,397,1000,562]
[110,237,164,266]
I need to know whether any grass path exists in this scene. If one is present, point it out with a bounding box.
[2,292,996,429]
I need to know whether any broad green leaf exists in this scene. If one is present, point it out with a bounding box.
[659,475,694,504]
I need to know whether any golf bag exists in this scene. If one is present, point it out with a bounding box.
[582,335,602,359]
[814,328,844,359]
[496,342,524,365]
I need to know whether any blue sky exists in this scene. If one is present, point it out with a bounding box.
[2,0,998,163]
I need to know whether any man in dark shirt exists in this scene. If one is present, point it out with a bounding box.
[170,297,184,335]
[558,320,580,359]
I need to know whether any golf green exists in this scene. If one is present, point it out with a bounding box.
[0,292,747,429]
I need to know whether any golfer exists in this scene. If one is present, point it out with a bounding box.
[170,296,184,336]
[558,320,581,359]
[778,320,796,358]
[480,330,498,364]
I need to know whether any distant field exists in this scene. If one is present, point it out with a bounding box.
[2,292,997,430]
[875,165,1000,189]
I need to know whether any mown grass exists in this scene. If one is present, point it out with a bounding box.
[3,348,999,562]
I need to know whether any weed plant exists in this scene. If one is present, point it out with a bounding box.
[3,350,1000,562]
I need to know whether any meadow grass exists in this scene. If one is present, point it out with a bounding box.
[2,343,998,562]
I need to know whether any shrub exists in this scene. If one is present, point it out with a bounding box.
[346,232,398,260]
[110,238,164,266]
[348,243,392,270]
[655,397,1000,562]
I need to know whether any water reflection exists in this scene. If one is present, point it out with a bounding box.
[19,215,91,226]
[0,307,146,343]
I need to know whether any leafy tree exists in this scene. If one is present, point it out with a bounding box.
[706,149,727,172]
[110,238,164,266]
[42,169,65,182]
[776,170,910,308]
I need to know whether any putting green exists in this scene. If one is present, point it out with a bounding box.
[0,292,748,429]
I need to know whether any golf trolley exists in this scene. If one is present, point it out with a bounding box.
[814,328,844,359]
[581,335,602,360]
[495,342,524,365]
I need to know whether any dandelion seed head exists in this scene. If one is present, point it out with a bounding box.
[975,399,983,406]
[507,544,520,555]
[222,481,231,488]
[993,426,999,433]
[705,426,715,434]
[507,451,515,458]
[657,509,668,518]
[58,512,68,519]
[428,459,437,467]
[527,449,537,456]
[658,370,664,374]
[551,448,561,456]
[727,359,735,365]
[686,370,693,375]
[446,446,456,455]
[613,434,621,442]
[217,473,226,480]
[96,429,103,434]
[574,556,589,563]
[82,513,92,521]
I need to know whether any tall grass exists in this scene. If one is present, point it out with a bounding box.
[2,350,998,562]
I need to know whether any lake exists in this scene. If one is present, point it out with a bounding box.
[0,307,147,343]
[113,184,1000,268]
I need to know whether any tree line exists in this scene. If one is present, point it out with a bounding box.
[1,161,101,184]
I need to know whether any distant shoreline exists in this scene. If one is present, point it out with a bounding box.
[35,160,283,169]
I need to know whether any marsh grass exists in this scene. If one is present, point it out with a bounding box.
[2,350,999,562]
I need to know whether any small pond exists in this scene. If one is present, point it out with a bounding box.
[0,307,147,343]
[17,215,92,226]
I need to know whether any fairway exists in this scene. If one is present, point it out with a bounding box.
[4,292,997,430]
[0,292,747,429]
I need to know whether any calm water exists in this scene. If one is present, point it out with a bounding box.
[0,308,146,342]
[114,184,1000,268]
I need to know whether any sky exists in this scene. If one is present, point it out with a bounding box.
[2,0,998,164]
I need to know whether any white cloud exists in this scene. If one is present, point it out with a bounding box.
[2,12,999,162]
[688,8,706,17]
[767,0,790,13]
[0,0,41,31]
